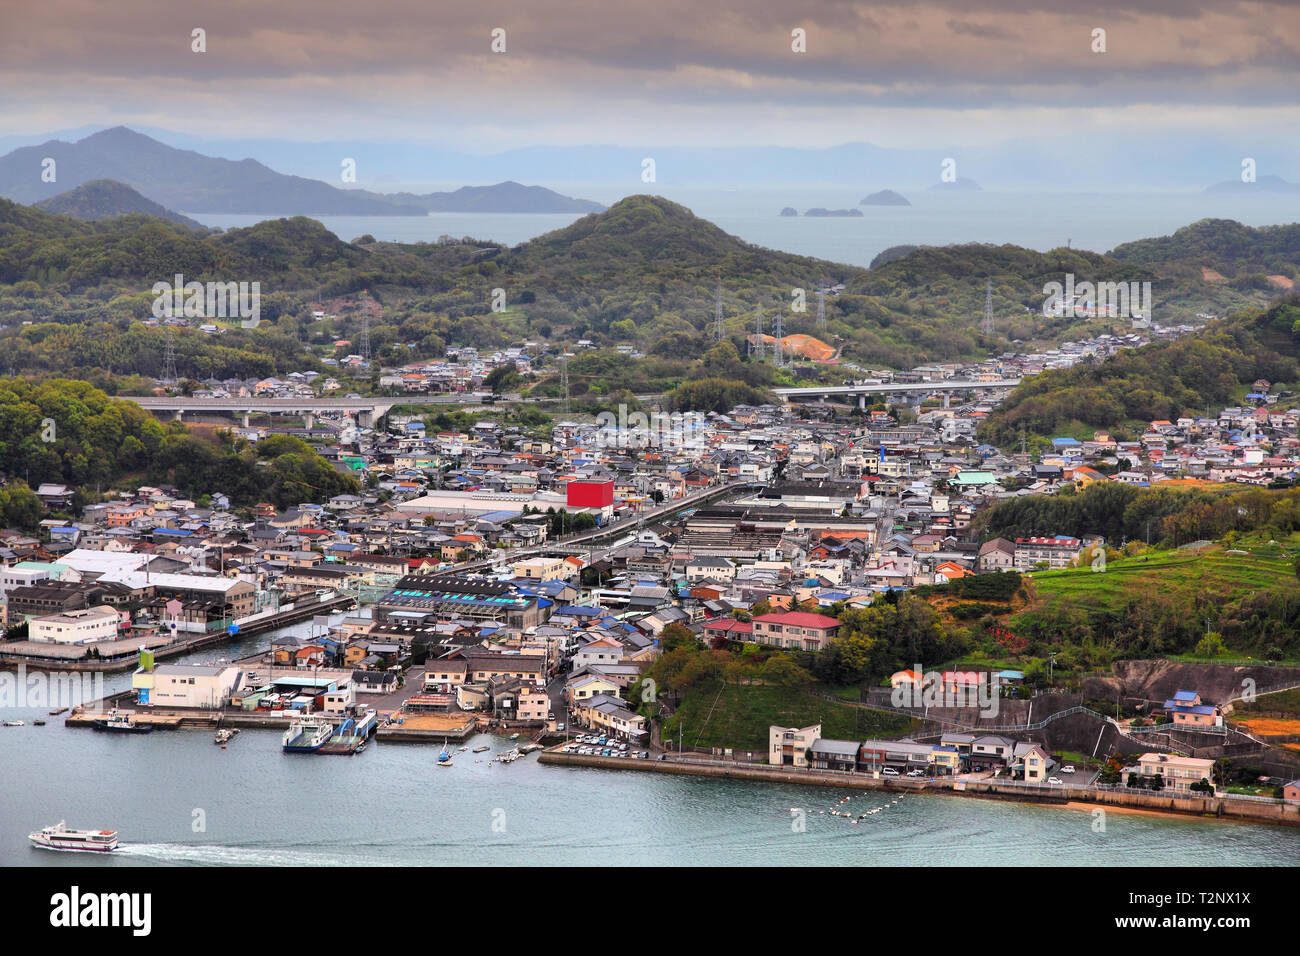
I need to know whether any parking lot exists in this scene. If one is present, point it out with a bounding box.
[558,732,650,760]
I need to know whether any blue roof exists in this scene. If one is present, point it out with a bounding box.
[1172,690,1199,702]
[995,670,1025,680]
[1051,437,1082,446]
[153,528,194,536]
[556,605,602,617]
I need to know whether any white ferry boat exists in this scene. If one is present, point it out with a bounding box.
[29,821,119,852]
[282,717,333,752]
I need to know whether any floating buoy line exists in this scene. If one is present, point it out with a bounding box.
[789,793,907,825]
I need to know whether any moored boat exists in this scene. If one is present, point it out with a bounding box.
[29,821,118,853]
[91,711,152,734]
[282,717,333,752]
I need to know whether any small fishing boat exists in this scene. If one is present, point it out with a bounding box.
[472,745,490,753]
[509,733,520,740]
[437,738,453,766]
[33,720,45,726]
[3,720,24,727]
[214,728,239,744]
[49,708,68,716]
[91,710,152,734]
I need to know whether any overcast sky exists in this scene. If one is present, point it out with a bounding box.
[1,0,1298,150]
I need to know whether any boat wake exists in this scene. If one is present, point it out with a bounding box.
[114,842,365,867]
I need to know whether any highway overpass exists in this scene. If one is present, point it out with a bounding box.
[128,393,522,427]
[773,379,1022,408]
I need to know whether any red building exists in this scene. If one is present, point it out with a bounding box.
[566,479,614,509]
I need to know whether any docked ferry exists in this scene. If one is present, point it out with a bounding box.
[282,717,333,752]
[29,821,119,853]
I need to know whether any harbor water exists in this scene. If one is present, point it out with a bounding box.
[3,616,1298,866]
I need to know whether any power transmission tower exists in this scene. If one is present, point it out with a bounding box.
[162,327,177,384]
[359,309,372,363]
[714,281,724,342]
[816,283,827,333]
[560,352,572,414]
[982,278,994,337]
[772,309,785,368]
[750,304,765,359]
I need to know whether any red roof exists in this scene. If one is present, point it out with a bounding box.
[704,619,753,634]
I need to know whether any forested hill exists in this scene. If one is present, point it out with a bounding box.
[0,377,359,520]
[1,194,1297,383]
[1109,218,1300,278]
[978,297,1300,446]
[36,179,206,230]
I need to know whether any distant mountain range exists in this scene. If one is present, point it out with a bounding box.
[0,127,605,215]
[35,179,206,230]
[1205,175,1300,194]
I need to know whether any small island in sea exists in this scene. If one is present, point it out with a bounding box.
[779,207,799,216]
[860,189,911,206]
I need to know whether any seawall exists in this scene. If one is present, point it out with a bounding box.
[538,751,1300,827]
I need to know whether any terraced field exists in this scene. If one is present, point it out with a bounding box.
[1016,547,1295,615]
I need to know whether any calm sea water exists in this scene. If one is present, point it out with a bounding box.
[192,189,1300,269]
[2,616,1297,866]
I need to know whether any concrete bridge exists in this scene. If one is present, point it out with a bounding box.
[128,393,516,428]
[773,379,1022,409]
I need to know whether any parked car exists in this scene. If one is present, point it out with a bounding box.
[1047,776,1064,785]
[882,768,900,776]
[1060,766,1076,774]
[907,769,924,777]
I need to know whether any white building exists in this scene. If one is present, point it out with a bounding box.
[29,605,120,644]
[139,664,242,709]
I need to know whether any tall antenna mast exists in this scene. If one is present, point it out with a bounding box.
[982,278,994,337]
[714,281,724,342]
[816,283,827,333]
[751,304,765,359]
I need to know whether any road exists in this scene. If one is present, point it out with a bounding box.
[450,480,753,572]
